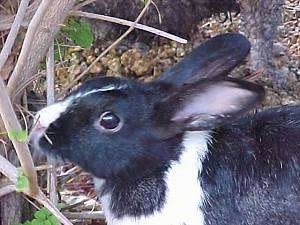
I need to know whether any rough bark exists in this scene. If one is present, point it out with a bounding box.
[0,193,23,225]
[240,0,286,88]
[84,0,240,42]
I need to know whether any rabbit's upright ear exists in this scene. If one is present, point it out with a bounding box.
[157,33,251,86]
[153,78,264,133]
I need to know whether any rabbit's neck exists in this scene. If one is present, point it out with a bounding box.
[94,131,210,225]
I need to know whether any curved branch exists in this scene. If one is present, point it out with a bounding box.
[0,0,30,72]
[0,78,38,195]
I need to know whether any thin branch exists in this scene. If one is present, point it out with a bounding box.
[13,71,45,98]
[0,184,15,198]
[58,0,153,98]
[151,0,162,24]
[7,0,53,96]
[63,211,105,220]
[46,44,55,105]
[0,1,41,31]
[0,0,30,71]
[0,154,18,183]
[71,11,187,44]
[0,78,39,195]
[46,42,58,205]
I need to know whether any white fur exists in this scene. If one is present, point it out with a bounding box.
[95,131,210,225]
[75,84,128,99]
[35,99,71,128]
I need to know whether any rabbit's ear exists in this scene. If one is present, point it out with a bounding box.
[154,78,264,133]
[157,33,251,86]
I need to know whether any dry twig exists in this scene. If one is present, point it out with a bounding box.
[0,78,39,195]
[46,43,58,205]
[0,184,15,198]
[0,154,18,183]
[63,211,105,220]
[0,0,30,72]
[71,11,187,43]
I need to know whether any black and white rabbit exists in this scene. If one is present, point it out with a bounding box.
[31,33,300,225]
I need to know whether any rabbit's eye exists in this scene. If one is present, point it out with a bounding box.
[99,111,122,132]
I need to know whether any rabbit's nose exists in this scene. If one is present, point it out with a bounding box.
[33,121,47,133]
[29,120,47,141]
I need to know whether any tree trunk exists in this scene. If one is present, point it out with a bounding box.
[0,193,23,225]
[240,0,286,88]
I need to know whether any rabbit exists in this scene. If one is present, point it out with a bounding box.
[30,33,300,225]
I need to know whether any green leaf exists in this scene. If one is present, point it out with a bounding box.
[34,210,47,220]
[15,169,30,192]
[31,219,44,225]
[40,207,52,217]
[48,215,59,225]
[140,0,150,5]
[62,18,94,48]
[8,130,28,142]
[43,221,52,225]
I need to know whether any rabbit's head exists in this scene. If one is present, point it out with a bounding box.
[31,33,264,181]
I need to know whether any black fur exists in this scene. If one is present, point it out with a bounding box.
[202,106,300,224]
[157,33,251,86]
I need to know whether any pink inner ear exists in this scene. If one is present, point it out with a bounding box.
[172,82,255,121]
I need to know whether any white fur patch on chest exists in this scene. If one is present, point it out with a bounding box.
[96,131,210,225]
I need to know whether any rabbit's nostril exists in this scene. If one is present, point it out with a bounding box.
[32,121,47,133]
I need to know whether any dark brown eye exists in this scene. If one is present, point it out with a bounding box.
[99,111,122,131]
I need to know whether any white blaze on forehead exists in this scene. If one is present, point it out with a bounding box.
[74,84,128,99]
[35,99,72,128]
[35,83,128,129]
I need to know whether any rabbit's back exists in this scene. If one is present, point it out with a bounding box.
[202,105,300,225]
